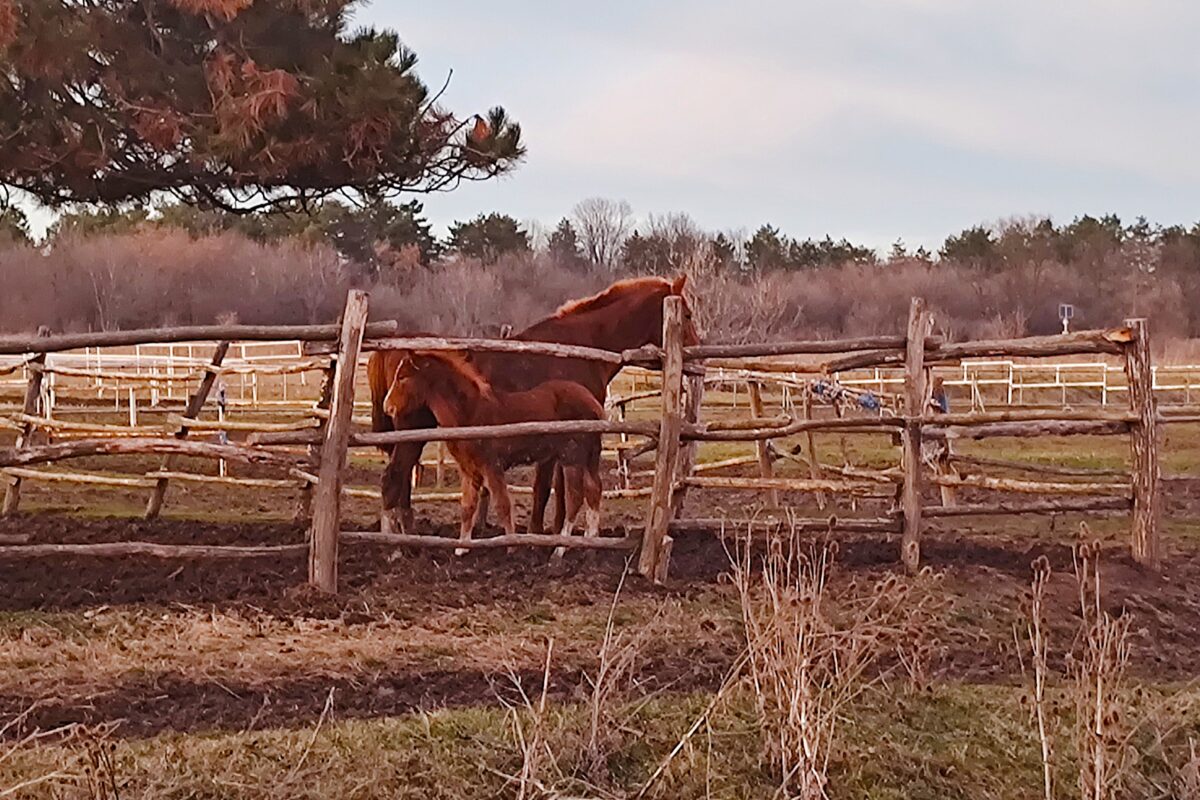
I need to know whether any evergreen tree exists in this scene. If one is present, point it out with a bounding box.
[447,213,529,264]
[547,218,585,270]
[0,0,523,212]
[0,204,30,244]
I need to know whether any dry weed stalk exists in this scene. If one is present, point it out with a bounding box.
[1017,554,1056,800]
[1175,739,1200,800]
[730,529,934,799]
[502,639,556,800]
[1071,539,1133,800]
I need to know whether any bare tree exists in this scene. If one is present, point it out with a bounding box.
[571,197,632,272]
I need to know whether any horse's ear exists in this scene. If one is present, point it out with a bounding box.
[671,274,688,295]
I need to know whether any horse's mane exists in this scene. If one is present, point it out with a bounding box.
[550,276,672,319]
[416,350,495,398]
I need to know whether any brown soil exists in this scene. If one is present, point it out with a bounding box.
[2,512,1200,741]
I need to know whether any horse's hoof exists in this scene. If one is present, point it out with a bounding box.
[454,547,469,557]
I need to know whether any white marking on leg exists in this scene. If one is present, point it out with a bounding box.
[552,518,574,560]
[585,507,600,538]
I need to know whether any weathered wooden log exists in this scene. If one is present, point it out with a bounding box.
[927,327,1130,361]
[168,414,320,433]
[2,354,45,515]
[1124,318,1161,567]
[746,382,779,509]
[0,437,304,470]
[639,296,685,581]
[671,516,902,534]
[146,470,302,489]
[927,474,1131,495]
[0,321,399,355]
[697,358,826,374]
[673,373,705,514]
[678,476,896,496]
[309,334,635,365]
[901,297,932,573]
[0,542,310,558]
[683,415,902,442]
[309,290,370,593]
[683,335,942,360]
[924,497,1131,517]
[146,342,230,519]
[6,414,163,436]
[923,409,1137,425]
[631,454,759,478]
[822,349,906,373]
[2,467,156,488]
[0,534,30,544]
[927,420,1130,440]
[948,453,1126,478]
[341,531,638,550]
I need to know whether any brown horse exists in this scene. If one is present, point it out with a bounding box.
[382,351,604,551]
[368,275,702,535]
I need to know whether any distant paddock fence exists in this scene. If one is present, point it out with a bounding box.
[0,291,1177,592]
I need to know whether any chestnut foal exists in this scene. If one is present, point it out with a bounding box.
[383,351,603,555]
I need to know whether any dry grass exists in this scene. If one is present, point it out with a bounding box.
[728,529,941,799]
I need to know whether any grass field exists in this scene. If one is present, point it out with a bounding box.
[3,372,1200,798]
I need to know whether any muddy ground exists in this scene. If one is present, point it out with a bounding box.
[3,501,1200,742]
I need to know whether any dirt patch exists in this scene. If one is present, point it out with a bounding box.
[3,513,1200,741]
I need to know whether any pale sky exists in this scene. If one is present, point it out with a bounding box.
[23,1,1200,250]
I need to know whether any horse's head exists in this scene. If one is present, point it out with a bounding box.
[668,274,702,348]
[628,274,702,349]
[383,355,425,420]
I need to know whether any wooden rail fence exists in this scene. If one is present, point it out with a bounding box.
[0,290,1168,590]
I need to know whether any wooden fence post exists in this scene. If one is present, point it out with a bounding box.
[308,290,370,593]
[802,389,826,510]
[747,381,778,508]
[297,362,336,522]
[901,298,931,573]
[145,342,230,519]
[2,354,46,516]
[638,296,685,581]
[670,373,705,516]
[1124,318,1161,567]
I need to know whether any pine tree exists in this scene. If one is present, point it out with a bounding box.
[0,0,523,212]
[447,213,529,264]
[547,218,585,270]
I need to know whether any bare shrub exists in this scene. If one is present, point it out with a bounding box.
[1072,540,1134,800]
[572,197,633,272]
[729,532,937,798]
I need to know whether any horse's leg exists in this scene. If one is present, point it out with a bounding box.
[528,461,553,535]
[481,466,515,536]
[381,442,423,534]
[457,472,482,556]
[582,467,602,539]
[550,462,567,534]
[474,487,490,535]
[552,465,586,561]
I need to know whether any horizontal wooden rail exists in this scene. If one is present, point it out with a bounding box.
[671,517,901,534]
[948,453,1127,478]
[0,542,310,558]
[682,335,942,360]
[2,467,156,488]
[928,474,1131,495]
[0,321,400,355]
[341,531,638,550]
[679,476,896,496]
[0,438,304,469]
[927,420,1131,440]
[927,327,1130,361]
[305,335,659,365]
[924,497,1132,517]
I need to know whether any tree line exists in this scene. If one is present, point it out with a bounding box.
[4,199,1199,282]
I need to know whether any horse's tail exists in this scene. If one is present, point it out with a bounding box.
[366,351,395,453]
